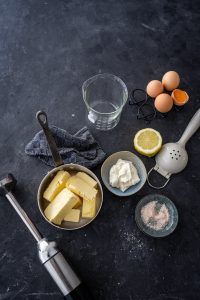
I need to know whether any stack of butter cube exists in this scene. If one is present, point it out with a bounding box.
[43,170,98,225]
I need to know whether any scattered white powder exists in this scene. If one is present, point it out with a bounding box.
[119,226,147,256]
[141,201,169,231]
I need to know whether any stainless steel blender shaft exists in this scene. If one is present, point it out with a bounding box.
[6,192,42,242]
[6,189,81,296]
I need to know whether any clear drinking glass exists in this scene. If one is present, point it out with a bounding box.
[82,73,128,130]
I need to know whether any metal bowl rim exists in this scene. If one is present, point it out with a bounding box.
[37,163,103,230]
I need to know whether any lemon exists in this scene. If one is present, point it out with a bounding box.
[134,128,162,157]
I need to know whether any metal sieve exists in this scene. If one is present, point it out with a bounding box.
[147,108,200,189]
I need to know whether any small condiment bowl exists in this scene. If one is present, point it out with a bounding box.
[135,194,178,238]
[101,151,147,197]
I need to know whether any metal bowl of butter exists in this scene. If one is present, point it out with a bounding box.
[37,164,103,230]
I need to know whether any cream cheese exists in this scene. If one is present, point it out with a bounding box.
[109,159,140,192]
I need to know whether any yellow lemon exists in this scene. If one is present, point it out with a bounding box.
[134,128,162,157]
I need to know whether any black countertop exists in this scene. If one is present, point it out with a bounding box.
[0,1,200,299]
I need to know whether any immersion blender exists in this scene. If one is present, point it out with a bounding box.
[0,174,92,299]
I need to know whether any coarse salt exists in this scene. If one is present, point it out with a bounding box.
[141,201,169,231]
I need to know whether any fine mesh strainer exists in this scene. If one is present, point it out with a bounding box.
[147,108,200,189]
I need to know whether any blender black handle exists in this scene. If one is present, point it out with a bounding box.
[36,111,64,167]
[63,283,93,300]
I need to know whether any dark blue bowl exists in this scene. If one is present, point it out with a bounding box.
[135,194,178,238]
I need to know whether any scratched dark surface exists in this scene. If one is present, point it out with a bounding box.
[0,0,200,299]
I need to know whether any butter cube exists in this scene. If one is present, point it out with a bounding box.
[64,209,80,222]
[67,177,97,202]
[73,197,82,209]
[76,172,97,188]
[44,188,79,225]
[82,198,96,219]
[43,170,70,202]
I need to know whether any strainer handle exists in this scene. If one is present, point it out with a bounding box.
[147,168,170,189]
[178,108,200,147]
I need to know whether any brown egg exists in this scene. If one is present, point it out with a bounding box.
[155,93,173,113]
[162,71,180,91]
[146,80,164,98]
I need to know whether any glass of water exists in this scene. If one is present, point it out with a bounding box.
[82,73,128,130]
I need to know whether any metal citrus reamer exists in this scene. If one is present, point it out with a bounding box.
[147,108,200,189]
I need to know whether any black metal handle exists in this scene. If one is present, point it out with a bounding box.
[36,110,48,128]
[63,283,93,299]
[0,173,17,196]
[36,111,64,167]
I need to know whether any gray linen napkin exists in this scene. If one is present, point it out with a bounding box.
[25,126,106,169]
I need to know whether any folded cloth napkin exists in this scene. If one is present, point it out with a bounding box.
[25,126,106,169]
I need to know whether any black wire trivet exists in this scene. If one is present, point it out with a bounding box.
[129,88,184,123]
[129,89,157,123]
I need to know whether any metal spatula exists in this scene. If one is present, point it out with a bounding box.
[147,108,200,189]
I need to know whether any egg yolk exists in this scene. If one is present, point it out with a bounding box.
[173,90,188,103]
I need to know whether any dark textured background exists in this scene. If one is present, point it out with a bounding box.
[0,0,200,299]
